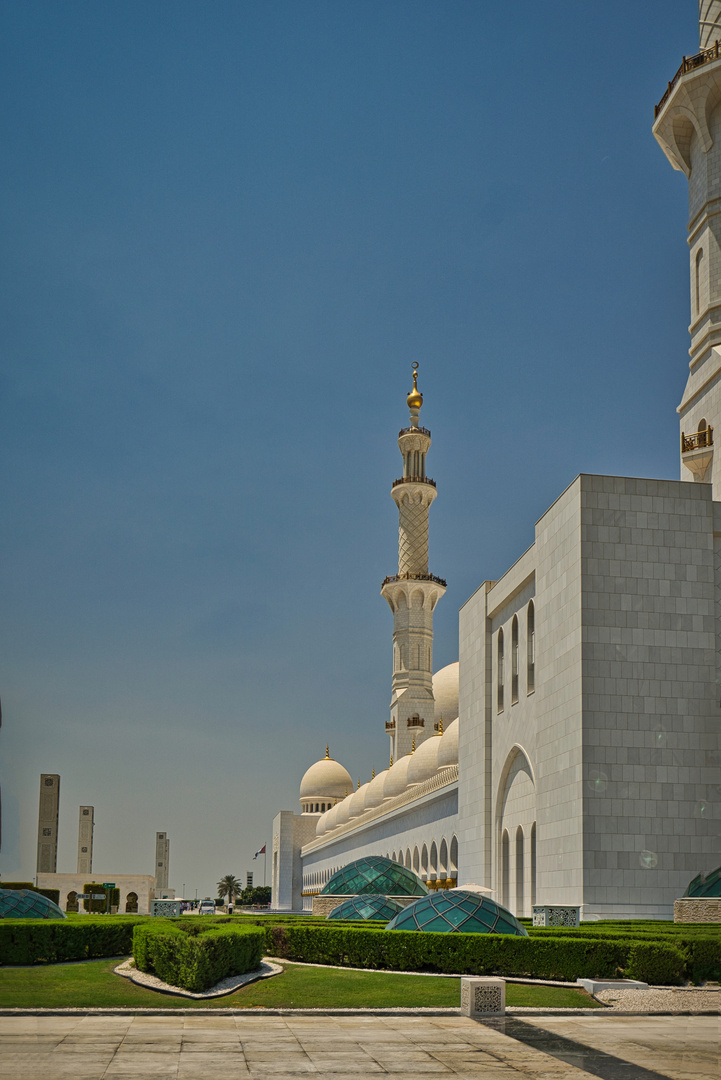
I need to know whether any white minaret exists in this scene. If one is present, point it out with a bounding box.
[381,365,446,761]
[654,4,721,493]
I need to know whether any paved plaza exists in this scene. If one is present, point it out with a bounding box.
[0,1011,718,1079]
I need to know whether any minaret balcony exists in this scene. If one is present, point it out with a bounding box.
[385,720,396,731]
[391,475,436,490]
[406,714,424,728]
[381,571,447,588]
[399,425,430,438]
[681,426,713,481]
[655,41,721,118]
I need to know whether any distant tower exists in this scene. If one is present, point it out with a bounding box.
[653,4,721,494]
[77,806,94,875]
[381,365,446,760]
[155,831,169,892]
[36,774,60,873]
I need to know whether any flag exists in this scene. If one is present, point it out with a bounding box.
[253,845,266,859]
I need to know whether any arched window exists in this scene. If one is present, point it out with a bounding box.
[515,826,524,916]
[125,892,139,913]
[530,822,537,908]
[696,248,705,315]
[501,831,509,908]
[405,848,412,869]
[497,628,504,713]
[413,847,420,873]
[439,838,448,883]
[450,835,458,882]
[527,601,535,694]
[429,841,438,881]
[511,616,519,704]
[421,843,429,879]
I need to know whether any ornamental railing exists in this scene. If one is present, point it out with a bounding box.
[406,715,425,728]
[681,427,713,452]
[656,41,721,118]
[385,720,396,730]
[399,426,431,437]
[381,571,447,588]
[391,475,436,489]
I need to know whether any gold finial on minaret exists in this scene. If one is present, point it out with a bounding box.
[325,745,330,759]
[407,361,423,411]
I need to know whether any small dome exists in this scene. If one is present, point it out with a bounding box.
[684,865,721,898]
[327,894,405,922]
[323,802,341,833]
[347,782,370,819]
[364,769,389,809]
[386,890,528,935]
[383,754,413,799]
[300,752,352,803]
[0,889,66,920]
[316,808,330,837]
[407,733,443,786]
[433,661,459,725]
[320,855,427,897]
[335,791,354,827]
[437,717,459,769]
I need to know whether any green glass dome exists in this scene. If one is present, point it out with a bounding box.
[386,889,528,935]
[684,865,721,898]
[327,894,405,921]
[320,855,427,897]
[0,889,66,920]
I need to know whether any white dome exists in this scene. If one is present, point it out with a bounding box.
[407,733,443,785]
[323,802,341,833]
[300,754,352,802]
[437,717,459,769]
[433,661,459,725]
[364,769,388,809]
[316,808,330,837]
[383,754,413,799]
[335,791,354,826]
[347,782,370,819]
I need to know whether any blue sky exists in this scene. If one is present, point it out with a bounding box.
[0,1,697,897]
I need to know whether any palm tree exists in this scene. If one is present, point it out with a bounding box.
[216,874,242,905]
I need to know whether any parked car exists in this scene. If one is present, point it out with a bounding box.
[198,901,216,915]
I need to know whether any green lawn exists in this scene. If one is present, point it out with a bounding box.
[0,958,600,1009]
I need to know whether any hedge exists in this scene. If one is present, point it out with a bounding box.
[0,917,143,965]
[0,883,61,906]
[133,922,264,992]
[264,924,707,984]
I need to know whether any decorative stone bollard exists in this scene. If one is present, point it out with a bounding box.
[460,977,505,1017]
[533,904,580,928]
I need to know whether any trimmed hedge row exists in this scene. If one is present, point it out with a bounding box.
[0,917,143,965]
[133,922,264,992]
[264,924,712,984]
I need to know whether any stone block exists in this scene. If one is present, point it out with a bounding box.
[460,977,505,1016]
[674,897,721,923]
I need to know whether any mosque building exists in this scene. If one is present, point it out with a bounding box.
[271,4,721,920]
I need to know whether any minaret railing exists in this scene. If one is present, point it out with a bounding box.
[655,40,721,117]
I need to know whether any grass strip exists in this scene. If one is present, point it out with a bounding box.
[0,958,600,1009]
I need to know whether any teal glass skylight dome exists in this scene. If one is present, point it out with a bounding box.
[684,865,721,898]
[327,894,405,921]
[0,889,66,920]
[320,855,427,897]
[386,889,528,935]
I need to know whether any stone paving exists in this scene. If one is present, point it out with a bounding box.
[0,1011,718,1079]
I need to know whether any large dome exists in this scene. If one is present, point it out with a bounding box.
[433,661,459,724]
[386,890,528,935]
[299,751,352,812]
[0,889,66,920]
[320,855,427,897]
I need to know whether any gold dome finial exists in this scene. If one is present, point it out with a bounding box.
[438,716,444,736]
[411,737,416,753]
[407,362,423,411]
[389,754,393,767]
[325,745,330,759]
[372,767,375,779]
[357,779,361,790]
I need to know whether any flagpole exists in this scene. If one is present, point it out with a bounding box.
[264,848,267,888]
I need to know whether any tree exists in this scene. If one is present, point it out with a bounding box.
[216,874,242,904]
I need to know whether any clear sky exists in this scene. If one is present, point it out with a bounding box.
[0,2,698,898]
